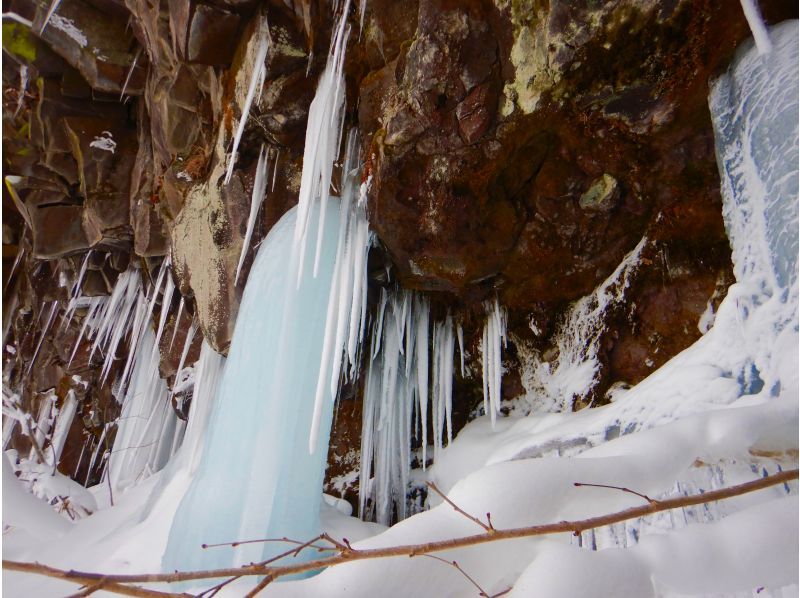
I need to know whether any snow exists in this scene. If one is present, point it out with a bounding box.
[48,13,87,48]
[3,19,798,598]
[89,131,116,154]
[518,236,648,413]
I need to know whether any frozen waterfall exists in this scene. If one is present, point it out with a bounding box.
[162,201,341,574]
[709,19,798,398]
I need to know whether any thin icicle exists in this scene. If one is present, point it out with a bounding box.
[456,321,465,377]
[271,149,280,191]
[38,0,62,34]
[415,296,430,468]
[224,20,270,185]
[359,0,367,35]
[739,0,772,55]
[169,297,185,353]
[151,274,176,361]
[120,46,142,100]
[235,144,270,284]
[27,301,58,375]
[481,297,507,426]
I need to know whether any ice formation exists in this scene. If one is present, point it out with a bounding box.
[310,128,371,453]
[167,3,372,571]
[519,236,647,413]
[224,17,269,185]
[61,258,183,493]
[739,0,773,55]
[293,0,351,284]
[359,290,471,524]
[481,297,507,425]
[163,201,341,573]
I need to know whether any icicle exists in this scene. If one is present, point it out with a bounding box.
[168,297,184,353]
[151,273,176,361]
[359,0,367,35]
[3,244,25,294]
[444,314,454,445]
[739,0,772,55]
[27,301,58,375]
[235,144,270,284]
[120,46,142,100]
[481,319,489,419]
[481,298,507,426]
[69,296,105,366]
[112,258,170,388]
[61,251,92,332]
[49,389,78,465]
[38,0,62,34]
[271,149,280,191]
[224,20,270,185]
[415,296,430,468]
[456,321,465,377]
[293,0,351,285]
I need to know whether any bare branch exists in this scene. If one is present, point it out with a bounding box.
[427,482,495,533]
[5,469,796,596]
[1,561,187,597]
[574,482,658,505]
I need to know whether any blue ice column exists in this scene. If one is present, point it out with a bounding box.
[163,200,340,573]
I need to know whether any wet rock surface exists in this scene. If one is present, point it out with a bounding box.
[2,0,797,504]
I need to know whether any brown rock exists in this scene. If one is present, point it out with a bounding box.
[186,4,241,66]
[33,0,146,95]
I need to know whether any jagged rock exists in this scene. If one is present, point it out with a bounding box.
[186,4,242,66]
[364,0,521,293]
[29,0,146,95]
[129,102,169,257]
[254,69,316,146]
[62,116,136,247]
[360,0,418,71]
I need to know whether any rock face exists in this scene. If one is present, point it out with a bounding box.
[2,0,797,508]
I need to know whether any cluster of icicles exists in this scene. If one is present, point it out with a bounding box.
[359,292,507,524]
[57,254,201,492]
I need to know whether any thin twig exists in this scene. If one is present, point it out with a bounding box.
[202,536,332,551]
[5,469,796,595]
[427,482,495,533]
[195,575,239,598]
[419,554,491,597]
[319,533,354,553]
[574,481,658,505]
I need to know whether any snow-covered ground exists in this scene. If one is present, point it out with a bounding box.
[3,19,798,598]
